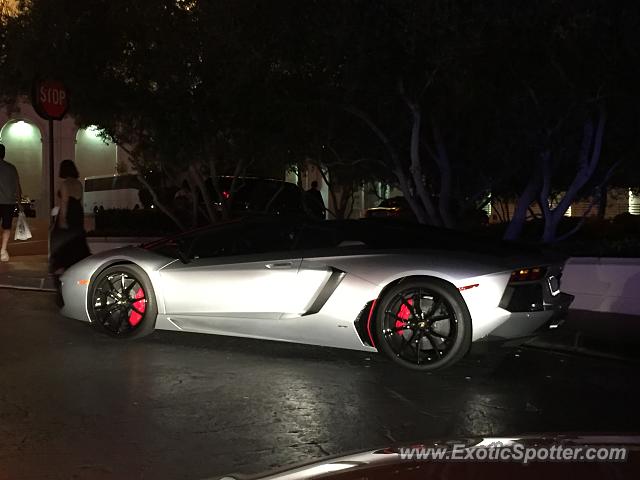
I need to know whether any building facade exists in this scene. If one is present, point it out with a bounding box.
[0,100,128,219]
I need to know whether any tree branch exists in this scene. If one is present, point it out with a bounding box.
[344,104,429,223]
[552,107,606,222]
[554,160,620,243]
[137,174,186,231]
[398,80,440,225]
[431,122,454,227]
[538,150,553,221]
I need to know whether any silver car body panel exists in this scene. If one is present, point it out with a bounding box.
[60,242,565,352]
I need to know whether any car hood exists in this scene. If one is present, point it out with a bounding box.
[212,434,640,480]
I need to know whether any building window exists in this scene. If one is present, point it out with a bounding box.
[549,195,571,217]
[629,189,640,215]
[482,194,492,217]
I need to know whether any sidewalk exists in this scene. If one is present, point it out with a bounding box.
[0,255,56,291]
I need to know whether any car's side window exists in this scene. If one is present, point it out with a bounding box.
[189,226,242,259]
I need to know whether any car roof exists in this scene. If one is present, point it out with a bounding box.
[143,215,548,258]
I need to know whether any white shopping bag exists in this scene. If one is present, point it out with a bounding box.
[14,212,32,241]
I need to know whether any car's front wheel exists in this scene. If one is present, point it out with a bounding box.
[375,279,472,371]
[88,264,157,339]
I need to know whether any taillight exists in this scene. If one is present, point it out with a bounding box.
[510,267,546,282]
[222,191,231,199]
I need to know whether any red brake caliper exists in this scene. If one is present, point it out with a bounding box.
[128,287,146,326]
[395,299,412,333]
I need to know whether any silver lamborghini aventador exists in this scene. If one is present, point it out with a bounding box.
[60,216,573,371]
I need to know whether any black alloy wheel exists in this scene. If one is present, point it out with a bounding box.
[89,264,157,339]
[375,279,471,371]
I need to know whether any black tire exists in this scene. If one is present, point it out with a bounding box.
[88,264,157,339]
[375,278,472,371]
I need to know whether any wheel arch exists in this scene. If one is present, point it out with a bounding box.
[90,259,137,285]
[88,259,162,313]
[377,274,463,302]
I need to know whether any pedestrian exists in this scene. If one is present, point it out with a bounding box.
[50,159,91,276]
[304,180,326,220]
[173,180,193,211]
[0,143,22,262]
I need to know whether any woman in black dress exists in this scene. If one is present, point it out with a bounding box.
[50,159,91,278]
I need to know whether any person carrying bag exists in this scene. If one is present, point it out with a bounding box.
[0,143,23,262]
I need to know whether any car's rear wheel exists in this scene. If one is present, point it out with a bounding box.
[89,264,157,339]
[375,279,472,371]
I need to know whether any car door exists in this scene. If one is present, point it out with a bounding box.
[278,222,346,318]
[158,219,319,321]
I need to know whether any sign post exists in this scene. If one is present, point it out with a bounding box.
[31,80,69,263]
[31,79,69,216]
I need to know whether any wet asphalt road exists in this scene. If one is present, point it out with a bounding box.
[1,289,640,480]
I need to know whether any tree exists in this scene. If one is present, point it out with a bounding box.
[0,0,299,229]
[494,0,640,242]
[273,1,513,229]
[292,0,640,240]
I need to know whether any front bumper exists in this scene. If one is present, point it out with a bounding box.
[59,267,91,323]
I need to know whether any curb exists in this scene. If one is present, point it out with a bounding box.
[0,274,57,292]
[0,283,56,292]
[524,334,640,363]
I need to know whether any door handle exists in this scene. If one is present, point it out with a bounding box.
[265,262,294,269]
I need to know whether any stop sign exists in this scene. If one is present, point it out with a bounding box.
[32,79,69,120]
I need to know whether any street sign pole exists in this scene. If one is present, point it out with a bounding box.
[48,119,54,216]
[31,79,69,261]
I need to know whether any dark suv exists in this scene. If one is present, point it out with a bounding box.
[207,176,305,215]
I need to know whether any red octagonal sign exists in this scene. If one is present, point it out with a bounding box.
[32,79,69,120]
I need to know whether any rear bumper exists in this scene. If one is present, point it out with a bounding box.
[482,292,574,344]
[545,291,574,325]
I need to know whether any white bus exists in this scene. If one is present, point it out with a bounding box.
[83,174,143,213]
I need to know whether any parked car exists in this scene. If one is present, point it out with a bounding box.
[60,216,572,371]
[206,176,304,215]
[365,196,416,221]
[211,434,639,480]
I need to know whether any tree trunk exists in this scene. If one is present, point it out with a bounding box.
[597,183,608,219]
[403,96,440,226]
[541,215,560,244]
[539,108,606,243]
[189,164,219,224]
[431,123,455,228]
[503,164,542,241]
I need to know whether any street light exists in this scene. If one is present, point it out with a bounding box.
[9,120,34,138]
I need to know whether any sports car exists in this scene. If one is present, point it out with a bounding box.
[60,216,573,371]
